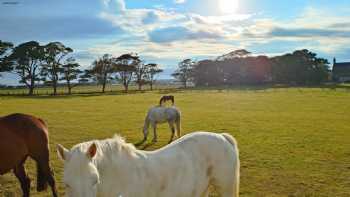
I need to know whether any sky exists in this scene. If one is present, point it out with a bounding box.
[1,0,350,85]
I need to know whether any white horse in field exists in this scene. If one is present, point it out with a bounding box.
[141,106,181,144]
[57,131,240,197]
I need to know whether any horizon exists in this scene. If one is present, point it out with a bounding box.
[1,0,350,85]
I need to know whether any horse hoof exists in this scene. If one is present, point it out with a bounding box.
[152,139,158,143]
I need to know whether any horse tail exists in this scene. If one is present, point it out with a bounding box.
[175,111,181,137]
[221,133,240,197]
[36,162,48,191]
[33,119,54,193]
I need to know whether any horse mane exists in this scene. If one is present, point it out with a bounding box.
[71,135,139,160]
[110,134,138,157]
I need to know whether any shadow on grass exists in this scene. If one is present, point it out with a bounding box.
[191,83,350,91]
[134,140,157,150]
[0,89,151,99]
[156,88,183,94]
[1,83,350,99]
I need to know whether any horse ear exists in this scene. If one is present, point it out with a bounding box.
[87,143,97,159]
[57,144,70,161]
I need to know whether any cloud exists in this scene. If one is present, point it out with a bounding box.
[268,27,350,38]
[102,0,126,12]
[236,6,350,55]
[148,26,223,43]
[142,10,160,24]
[328,22,350,29]
[0,16,123,43]
[174,0,186,4]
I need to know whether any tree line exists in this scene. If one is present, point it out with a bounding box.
[172,49,330,87]
[0,40,163,95]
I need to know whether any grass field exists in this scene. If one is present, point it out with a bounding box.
[0,87,350,196]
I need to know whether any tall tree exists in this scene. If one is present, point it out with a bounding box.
[146,63,163,90]
[271,49,329,84]
[6,41,45,95]
[172,59,194,88]
[114,53,139,92]
[90,54,114,93]
[41,42,73,95]
[0,40,14,76]
[193,59,223,86]
[134,61,148,90]
[61,57,82,94]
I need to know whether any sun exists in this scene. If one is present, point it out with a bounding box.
[219,0,239,14]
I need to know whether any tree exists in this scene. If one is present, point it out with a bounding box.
[6,41,45,95]
[41,42,73,95]
[172,59,195,88]
[216,49,252,61]
[145,63,163,90]
[193,59,223,86]
[90,54,114,93]
[61,57,82,94]
[134,61,148,90]
[0,40,14,76]
[271,49,329,84]
[114,53,139,92]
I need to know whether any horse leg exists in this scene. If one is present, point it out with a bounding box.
[168,121,175,144]
[142,119,150,143]
[175,118,181,138]
[13,162,31,197]
[151,123,158,142]
[215,178,238,197]
[47,169,58,197]
[142,129,148,142]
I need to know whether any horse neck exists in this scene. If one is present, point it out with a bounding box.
[96,149,155,196]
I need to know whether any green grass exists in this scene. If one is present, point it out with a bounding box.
[0,88,350,196]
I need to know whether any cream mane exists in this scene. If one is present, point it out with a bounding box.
[70,135,139,160]
[111,134,137,156]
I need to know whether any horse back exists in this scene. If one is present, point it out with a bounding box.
[0,113,48,133]
[0,113,50,157]
[0,114,38,173]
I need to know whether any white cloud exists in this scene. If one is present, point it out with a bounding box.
[102,0,126,12]
[174,0,186,4]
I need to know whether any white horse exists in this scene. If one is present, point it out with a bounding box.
[142,106,181,144]
[57,131,240,197]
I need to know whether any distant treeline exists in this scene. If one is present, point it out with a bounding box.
[1,40,331,95]
[0,40,163,95]
[172,49,330,87]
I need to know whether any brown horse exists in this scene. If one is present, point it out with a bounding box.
[159,95,175,106]
[0,113,58,197]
